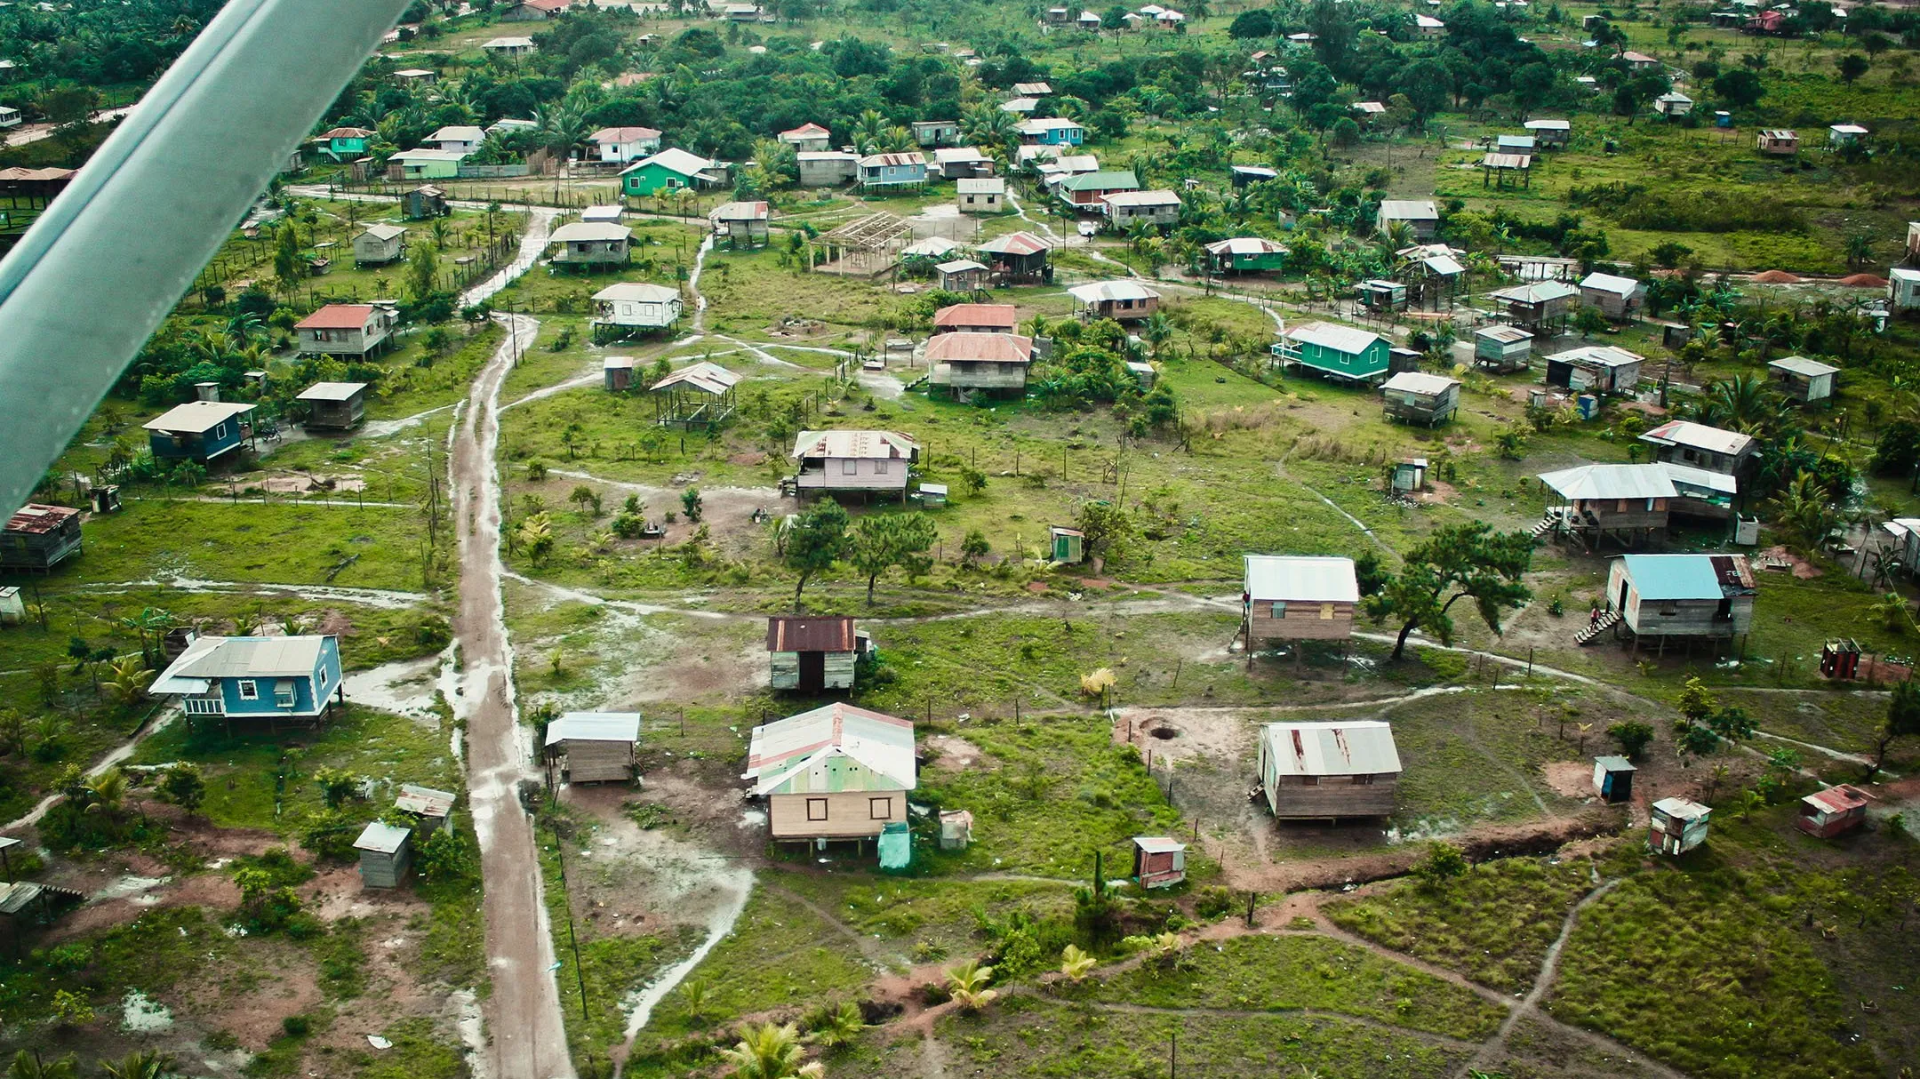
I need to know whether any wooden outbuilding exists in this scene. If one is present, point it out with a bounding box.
[403,185,449,219]
[354,821,413,888]
[1578,272,1646,320]
[1356,279,1408,313]
[296,382,369,432]
[603,356,636,392]
[1381,371,1460,426]
[2,504,83,574]
[1756,129,1799,156]
[1131,837,1187,888]
[352,223,407,266]
[1486,280,1579,334]
[933,259,989,292]
[709,201,770,249]
[975,231,1052,284]
[1474,325,1533,372]
[767,616,862,692]
[926,332,1033,395]
[1535,464,1674,549]
[1593,756,1635,804]
[544,712,640,784]
[1049,525,1085,564]
[1256,720,1401,821]
[649,361,741,428]
[1375,199,1439,241]
[1602,553,1755,653]
[743,702,916,846]
[790,429,917,498]
[1650,797,1710,855]
[1637,420,1755,476]
[395,784,457,835]
[1545,345,1643,394]
[1797,785,1870,838]
[547,222,632,268]
[1242,555,1358,646]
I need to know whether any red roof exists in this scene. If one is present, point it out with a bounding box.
[976,230,1050,257]
[781,122,831,138]
[925,332,1033,364]
[1803,785,1870,814]
[520,0,572,10]
[767,616,857,652]
[591,126,662,144]
[295,304,377,330]
[321,127,375,140]
[5,503,80,535]
[933,303,1018,329]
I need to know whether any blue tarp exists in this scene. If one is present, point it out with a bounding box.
[877,821,911,870]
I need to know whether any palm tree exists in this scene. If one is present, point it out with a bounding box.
[6,1050,78,1079]
[807,1001,864,1048]
[1844,232,1873,269]
[1768,471,1843,556]
[534,103,590,158]
[99,1050,172,1079]
[1142,312,1174,359]
[960,105,1018,157]
[1698,374,1781,434]
[851,110,890,155]
[717,1022,823,1079]
[84,769,129,821]
[944,960,999,1011]
[102,656,151,709]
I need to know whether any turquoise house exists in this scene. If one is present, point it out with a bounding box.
[318,126,375,161]
[1273,321,1392,383]
[621,147,723,197]
[1017,117,1085,146]
[144,400,256,463]
[151,635,345,726]
[1204,236,1289,274]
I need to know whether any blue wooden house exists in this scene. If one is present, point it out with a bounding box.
[143,401,257,463]
[857,152,928,190]
[152,635,345,730]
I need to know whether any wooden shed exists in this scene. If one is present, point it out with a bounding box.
[352,223,407,266]
[1381,371,1460,426]
[1356,279,1408,313]
[1637,420,1755,476]
[1474,325,1533,372]
[1049,525,1085,564]
[1242,555,1358,645]
[544,711,640,784]
[1132,836,1187,889]
[2,503,83,573]
[1545,345,1643,395]
[354,821,413,888]
[1797,785,1870,839]
[1768,356,1837,405]
[1578,272,1646,320]
[1592,756,1635,804]
[1256,720,1401,821]
[1486,280,1578,334]
[395,783,457,835]
[767,616,862,692]
[1535,463,1675,550]
[743,702,916,846]
[603,356,636,392]
[1650,797,1710,855]
[296,381,369,431]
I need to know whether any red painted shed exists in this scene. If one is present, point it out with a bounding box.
[1797,785,1870,839]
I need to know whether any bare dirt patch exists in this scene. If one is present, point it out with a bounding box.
[1541,761,1600,801]
[924,734,982,772]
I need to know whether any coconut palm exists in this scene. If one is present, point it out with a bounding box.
[944,960,999,1011]
[960,105,1018,156]
[6,1050,78,1079]
[84,769,129,819]
[534,103,590,158]
[851,109,890,154]
[1768,471,1843,556]
[1696,374,1781,434]
[1142,312,1174,359]
[717,1022,823,1079]
[102,656,152,709]
[808,1001,864,1048]
[100,1049,173,1079]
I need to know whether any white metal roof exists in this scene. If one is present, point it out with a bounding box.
[354,821,413,854]
[1488,280,1579,304]
[901,236,963,258]
[1378,199,1437,220]
[358,223,406,241]
[396,784,457,816]
[545,712,641,745]
[428,125,484,143]
[1102,189,1182,207]
[955,178,1005,195]
[593,282,681,303]
[791,429,918,460]
[1477,325,1533,343]
[935,258,989,274]
[582,205,624,223]
[1382,371,1458,396]
[1206,236,1288,255]
[296,381,367,402]
[1068,280,1160,303]
[1134,836,1186,853]
[623,147,721,178]
[1661,462,1738,496]
[1768,355,1838,377]
[1639,420,1753,456]
[1652,796,1710,820]
[1244,554,1359,603]
[548,222,632,243]
[143,400,256,434]
[651,361,743,394]
[151,636,327,695]
[743,702,917,794]
[1580,271,1641,296]
[1260,720,1402,777]
[1549,344,1643,369]
[1284,320,1383,356]
[1537,463,1677,500]
[1524,119,1571,131]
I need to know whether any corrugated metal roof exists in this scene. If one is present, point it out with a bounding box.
[1068,280,1160,303]
[359,223,406,241]
[975,231,1051,256]
[766,615,856,652]
[1621,554,1732,601]
[956,177,1004,193]
[1594,755,1635,772]
[903,236,964,258]
[934,303,1017,328]
[428,125,484,143]
[396,783,457,816]
[594,283,680,305]
[549,222,632,243]
[354,821,413,854]
[1537,463,1677,500]
[1244,555,1358,603]
[791,429,917,460]
[1382,371,1458,396]
[1580,271,1640,296]
[710,201,769,222]
[1134,836,1186,853]
[1260,720,1401,777]
[158,635,327,680]
[858,152,926,168]
[1524,119,1571,130]
[650,361,741,394]
[4,503,79,535]
[590,125,662,143]
[935,259,988,274]
[623,147,721,178]
[545,712,640,745]
[1476,325,1533,344]
[743,701,916,794]
[1487,280,1579,304]
[1424,254,1465,275]
[1378,199,1437,219]
[1662,462,1739,496]
[925,332,1033,363]
[1769,355,1838,377]
[1640,420,1752,456]
[294,304,379,330]
[1548,344,1644,369]
[1102,189,1181,207]
[1058,170,1138,192]
[1481,152,1532,170]
[1206,237,1288,255]
[296,381,367,402]
[1803,785,1869,814]
[1284,321,1383,356]
[1652,797,1710,821]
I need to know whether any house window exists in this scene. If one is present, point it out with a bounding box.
[1320,603,1335,620]
[870,797,892,820]
[806,798,828,821]
[842,459,858,475]
[214,423,228,440]
[275,684,295,708]
[1352,773,1376,786]
[1299,775,1321,786]
[1270,602,1286,618]
[874,460,889,475]
[237,679,259,701]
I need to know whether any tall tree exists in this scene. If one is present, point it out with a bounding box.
[1867,679,1920,779]
[848,513,936,605]
[784,500,851,607]
[1365,522,1533,659]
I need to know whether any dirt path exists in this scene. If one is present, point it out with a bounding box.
[446,210,576,1079]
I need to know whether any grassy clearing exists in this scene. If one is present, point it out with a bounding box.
[771,871,1076,961]
[1381,687,1592,836]
[1324,857,1600,994]
[1078,932,1506,1039]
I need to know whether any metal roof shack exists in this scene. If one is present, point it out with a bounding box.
[1538,463,1678,501]
[1650,797,1711,855]
[544,712,641,745]
[766,615,857,653]
[295,381,368,403]
[975,231,1051,256]
[1381,371,1456,397]
[1256,720,1402,819]
[1639,420,1753,457]
[5,503,78,536]
[354,820,411,855]
[394,783,457,818]
[1244,554,1359,603]
[1798,785,1870,838]
[1618,553,1754,601]
[790,429,917,460]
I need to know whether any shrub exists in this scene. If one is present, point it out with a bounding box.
[1608,721,1656,759]
[1412,842,1470,892]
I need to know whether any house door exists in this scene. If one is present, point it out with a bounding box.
[799,650,825,692]
[1054,534,1071,560]
[1617,579,1630,613]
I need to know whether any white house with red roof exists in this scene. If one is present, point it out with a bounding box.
[588,126,664,164]
[294,304,397,358]
[777,122,832,152]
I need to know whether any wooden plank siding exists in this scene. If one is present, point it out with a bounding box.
[769,789,906,839]
[1246,600,1355,641]
[1263,774,1399,819]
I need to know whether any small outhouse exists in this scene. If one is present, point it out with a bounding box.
[1390,458,1427,494]
[545,712,641,783]
[1797,785,1870,839]
[767,616,862,692]
[395,783,457,835]
[1768,356,1838,405]
[1049,526,1085,564]
[354,821,413,888]
[1649,797,1710,855]
[1474,325,1533,372]
[296,381,369,431]
[604,356,636,392]
[1380,371,1460,426]
[939,810,974,850]
[0,587,24,625]
[1132,836,1187,889]
[1592,756,1635,804]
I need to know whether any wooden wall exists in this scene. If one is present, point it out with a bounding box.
[769,789,905,839]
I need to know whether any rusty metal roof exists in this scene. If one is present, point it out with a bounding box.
[767,616,856,653]
[5,503,79,535]
[1802,785,1870,814]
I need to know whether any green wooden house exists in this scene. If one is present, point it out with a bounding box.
[1272,321,1391,383]
[317,126,374,161]
[620,147,723,198]
[1204,236,1289,274]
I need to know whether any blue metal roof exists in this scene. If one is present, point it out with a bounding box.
[1621,554,1724,601]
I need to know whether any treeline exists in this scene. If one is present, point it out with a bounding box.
[0,0,221,95]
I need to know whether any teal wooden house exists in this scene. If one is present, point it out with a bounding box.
[1273,321,1391,383]
[151,634,345,729]
[143,400,256,463]
[620,147,723,197]
[1204,236,1289,274]
[317,126,374,161]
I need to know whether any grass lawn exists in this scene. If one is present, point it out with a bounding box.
[771,870,1077,963]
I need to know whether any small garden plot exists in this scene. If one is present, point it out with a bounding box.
[915,714,1185,880]
[629,887,876,1050]
[855,996,1479,1079]
[1081,933,1505,1039]
[1324,856,1600,995]
[1548,860,1880,1079]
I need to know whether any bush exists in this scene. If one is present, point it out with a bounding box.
[1411,842,1470,892]
[1194,886,1237,920]
[1608,721,1656,759]
[299,809,365,863]
[282,1014,311,1037]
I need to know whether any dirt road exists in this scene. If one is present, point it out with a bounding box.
[447,210,577,1079]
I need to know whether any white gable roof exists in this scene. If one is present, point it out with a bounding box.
[1244,555,1358,603]
[1261,720,1402,777]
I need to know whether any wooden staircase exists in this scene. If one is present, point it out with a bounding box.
[1530,510,1565,541]
[1575,609,1620,646]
